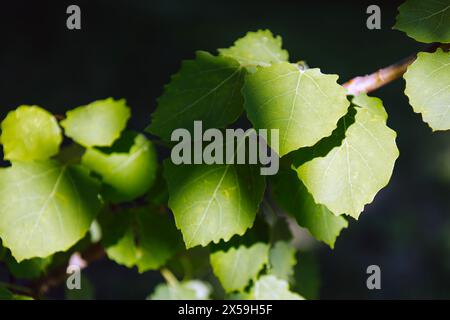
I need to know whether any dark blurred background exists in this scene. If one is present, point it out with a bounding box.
[0,0,449,299]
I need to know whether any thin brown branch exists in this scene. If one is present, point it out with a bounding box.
[343,43,449,96]
[31,243,105,298]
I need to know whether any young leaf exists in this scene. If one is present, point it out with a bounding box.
[404,49,450,131]
[268,241,297,281]
[210,243,269,293]
[271,166,348,248]
[243,62,349,156]
[164,161,265,248]
[61,98,130,147]
[0,161,101,261]
[295,94,399,219]
[219,29,289,68]
[147,51,246,142]
[81,132,158,203]
[101,207,183,273]
[149,280,212,300]
[0,105,62,161]
[251,275,304,300]
[394,0,450,43]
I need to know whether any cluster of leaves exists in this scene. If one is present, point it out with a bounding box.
[0,99,166,299]
[395,0,450,131]
[0,0,448,300]
[149,28,399,252]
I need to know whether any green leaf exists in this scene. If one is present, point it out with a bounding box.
[0,286,33,300]
[394,0,450,43]
[404,48,450,131]
[227,292,252,300]
[251,275,304,300]
[61,98,130,147]
[271,166,348,248]
[149,280,212,300]
[268,241,297,281]
[243,62,349,156]
[210,243,269,293]
[164,161,265,248]
[81,132,158,203]
[1,240,52,279]
[219,29,289,68]
[0,160,101,261]
[294,251,321,299]
[102,207,182,273]
[295,94,399,219]
[0,105,62,161]
[147,51,246,142]
[0,287,13,300]
[4,254,52,280]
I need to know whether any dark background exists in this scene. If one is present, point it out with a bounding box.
[0,0,449,299]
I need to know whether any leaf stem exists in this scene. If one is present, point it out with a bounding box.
[343,43,449,95]
[160,268,179,286]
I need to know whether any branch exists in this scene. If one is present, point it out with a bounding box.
[31,243,105,298]
[14,43,450,299]
[343,43,449,96]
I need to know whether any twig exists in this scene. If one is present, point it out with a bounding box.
[31,243,105,298]
[8,43,450,299]
[343,43,448,95]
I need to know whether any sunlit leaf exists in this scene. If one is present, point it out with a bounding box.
[0,161,101,261]
[0,106,62,161]
[243,62,349,156]
[219,29,288,68]
[61,98,130,147]
[210,243,269,293]
[404,48,450,131]
[81,132,158,203]
[295,94,399,219]
[164,161,265,248]
[251,275,304,300]
[394,0,450,43]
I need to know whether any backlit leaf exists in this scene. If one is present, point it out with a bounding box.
[394,0,450,43]
[0,160,101,261]
[61,98,130,147]
[0,106,62,161]
[243,62,349,156]
[210,243,269,293]
[219,29,289,68]
[251,275,304,300]
[81,132,158,203]
[149,280,212,300]
[295,94,399,219]
[404,48,450,131]
[164,161,265,248]
[268,241,297,281]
